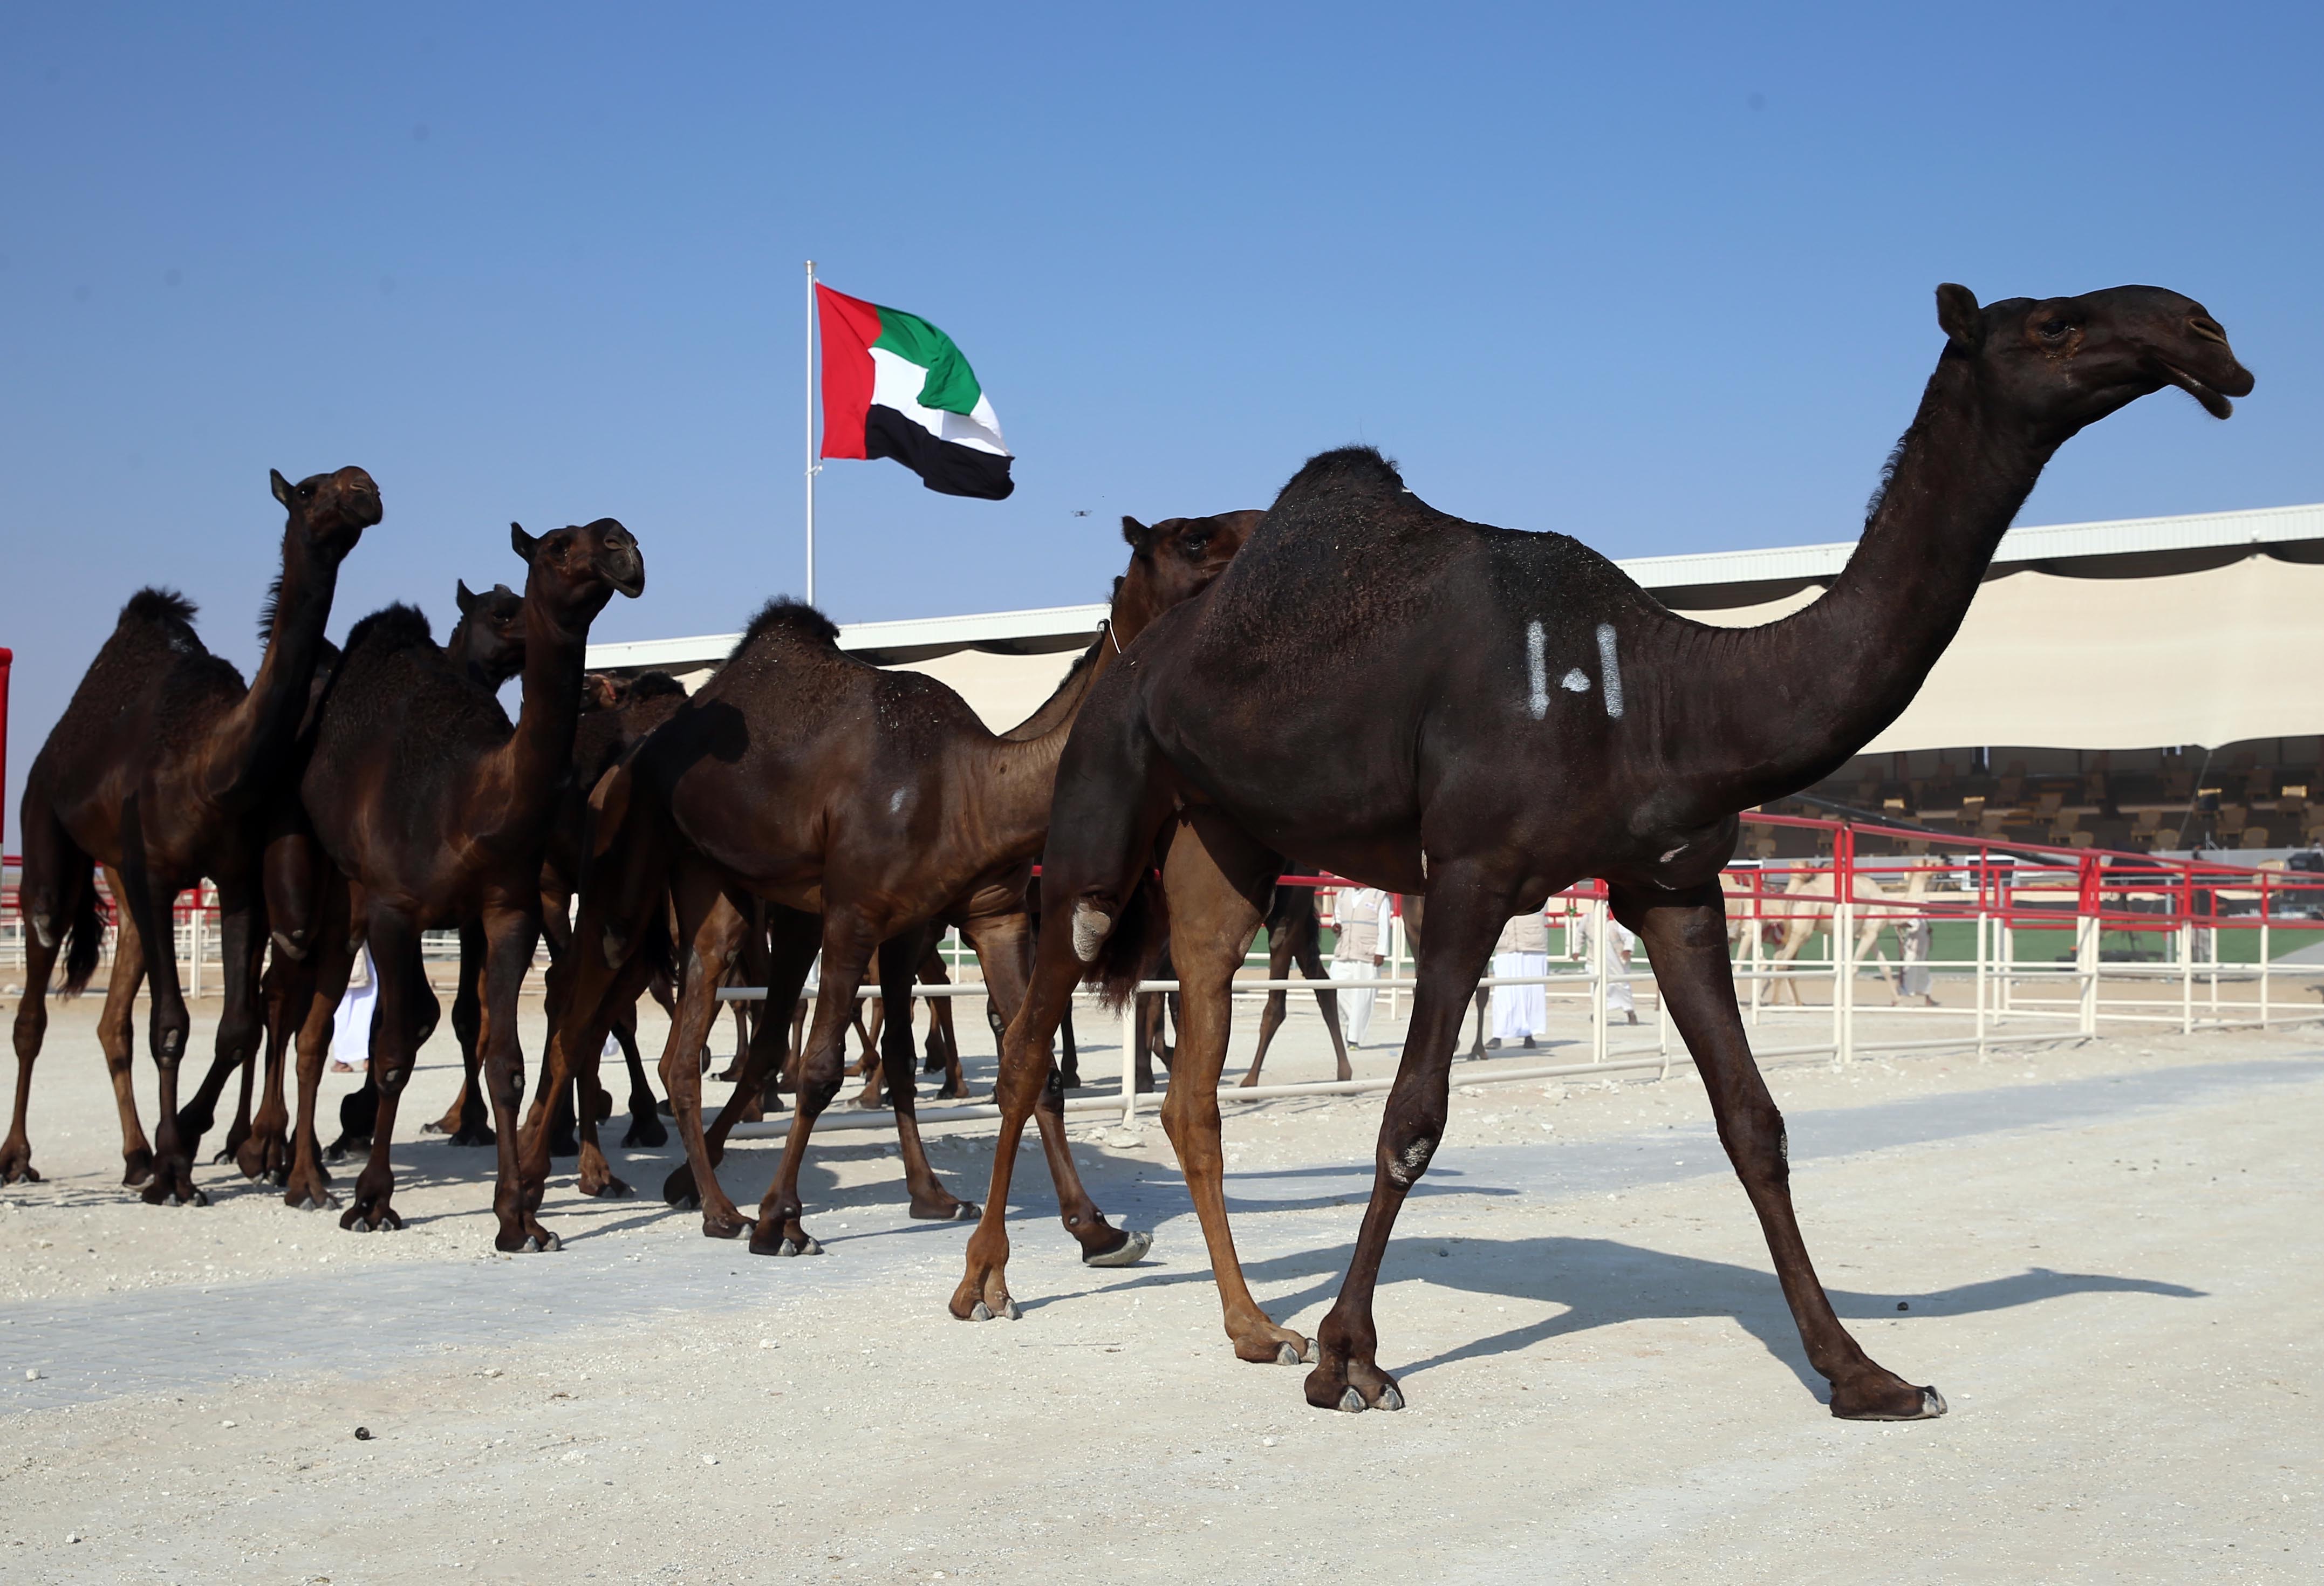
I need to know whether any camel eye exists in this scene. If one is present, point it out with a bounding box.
[2038,318,2072,340]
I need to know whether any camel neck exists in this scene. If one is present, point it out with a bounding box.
[204,525,343,809]
[976,624,1124,848]
[1666,356,2053,809]
[483,594,599,843]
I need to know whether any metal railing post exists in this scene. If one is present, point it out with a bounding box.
[1589,894,1609,1067]
[2180,919,2194,1035]
[1120,994,1139,1127]
[1974,910,1989,1059]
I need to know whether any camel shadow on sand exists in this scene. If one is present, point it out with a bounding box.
[1063,1235,2205,1398]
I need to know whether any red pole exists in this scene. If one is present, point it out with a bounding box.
[1,646,12,852]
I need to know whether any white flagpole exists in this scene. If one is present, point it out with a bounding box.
[804,258,818,606]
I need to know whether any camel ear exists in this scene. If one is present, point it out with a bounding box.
[1936,284,1985,353]
[1122,516,1152,552]
[455,579,478,617]
[271,469,294,506]
[510,522,539,565]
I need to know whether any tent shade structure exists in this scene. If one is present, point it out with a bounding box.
[588,497,2324,749]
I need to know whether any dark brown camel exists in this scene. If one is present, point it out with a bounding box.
[184,577,531,1173]
[515,512,1255,1256]
[426,667,689,1151]
[954,284,2251,1420]
[6,468,381,1200]
[283,519,643,1234]
[1235,884,1354,1086]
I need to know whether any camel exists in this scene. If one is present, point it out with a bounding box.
[1236,884,1355,1086]
[424,667,691,1152]
[1760,862,1942,1007]
[281,519,644,1233]
[6,468,382,1200]
[952,284,2250,1423]
[177,575,531,1172]
[511,511,1254,1256]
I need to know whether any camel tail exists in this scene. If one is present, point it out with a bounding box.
[60,878,103,997]
[1088,870,1168,1014]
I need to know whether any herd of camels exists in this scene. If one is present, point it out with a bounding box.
[6,284,2251,1423]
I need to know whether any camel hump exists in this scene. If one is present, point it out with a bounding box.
[734,597,841,656]
[1271,446,1409,509]
[121,587,198,630]
[625,670,688,702]
[340,603,438,658]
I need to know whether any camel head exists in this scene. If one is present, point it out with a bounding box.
[509,518,646,628]
[1110,509,1260,645]
[269,465,382,557]
[581,673,633,713]
[451,579,527,687]
[1936,283,2253,437]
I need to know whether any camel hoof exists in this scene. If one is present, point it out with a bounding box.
[661,1169,698,1208]
[621,1117,668,1150]
[1302,1339,1320,1366]
[420,1120,447,1134]
[1275,1343,1301,1366]
[910,1200,979,1222]
[1377,1384,1405,1411]
[1082,1228,1151,1268]
[120,1150,152,1187]
[584,1176,633,1200]
[515,1232,562,1254]
[969,1299,1020,1322]
[1336,1387,1366,1414]
[1838,1385,1948,1421]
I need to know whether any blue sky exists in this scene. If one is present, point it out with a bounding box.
[3,3,2318,828]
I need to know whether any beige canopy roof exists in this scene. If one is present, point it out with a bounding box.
[1680,555,2324,753]
[589,500,2324,751]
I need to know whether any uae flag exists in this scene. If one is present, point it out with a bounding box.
[816,284,1014,500]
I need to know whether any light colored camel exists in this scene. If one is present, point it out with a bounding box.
[1761,863,1940,1006]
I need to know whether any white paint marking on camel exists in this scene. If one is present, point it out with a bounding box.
[1525,621,1548,719]
[1596,623,1624,719]
[1386,1138,1436,1187]
[1070,903,1112,964]
[1561,668,1589,693]
[887,788,907,815]
[1659,844,1687,864]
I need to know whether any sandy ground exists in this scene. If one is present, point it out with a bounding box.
[0,985,2318,1584]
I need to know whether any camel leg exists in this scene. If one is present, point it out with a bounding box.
[926,992,966,1099]
[176,878,266,1165]
[4,800,101,1186]
[92,881,156,1185]
[1614,880,1942,1420]
[750,913,887,1255]
[670,905,815,1205]
[282,879,352,1211]
[1159,812,1314,1363]
[1307,860,1509,1413]
[614,999,668,1148]
[873,924,976,1221]
[1468,988,1489,1058]
[339,905,430,1233]
[1239,928,1295,1088]
[426,922,495,1144]
[239,822,317,1182]
[850,986,886,1106]
[241,953,297,1184]
[952,754,1169,1318]
[474,897,559,1251]
[651,880,755,1237]
[115,810,202,1207]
